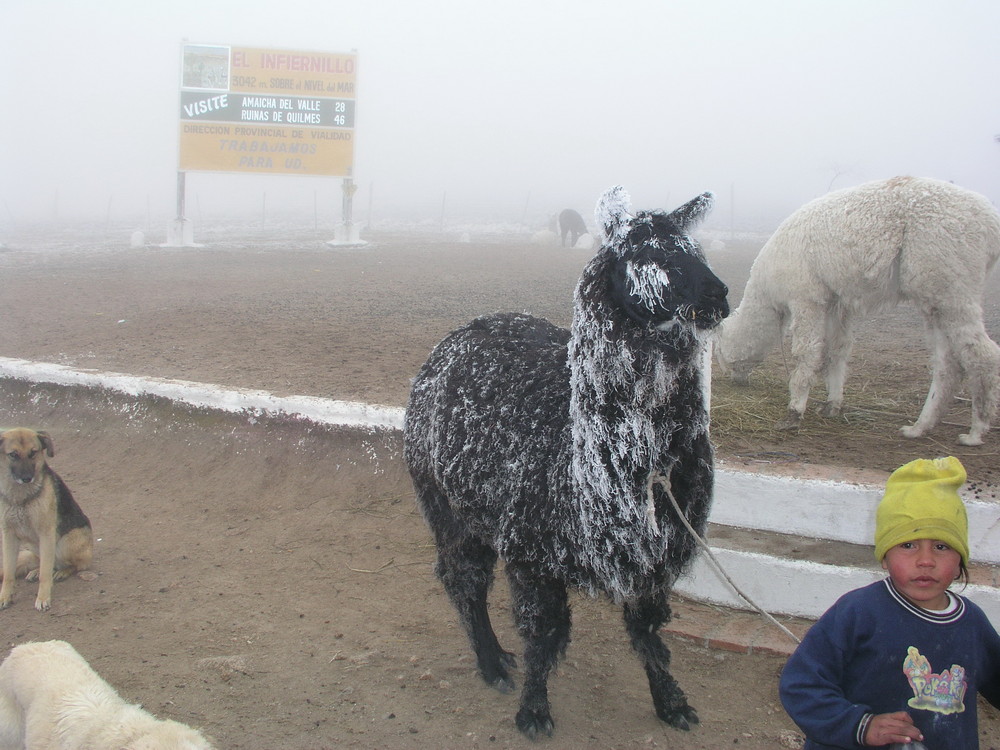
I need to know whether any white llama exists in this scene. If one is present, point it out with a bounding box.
[715,176,1000,446]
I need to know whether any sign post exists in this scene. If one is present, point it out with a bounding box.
[335,177,359,244]
[168,43,359,246]
[166,170,196,247]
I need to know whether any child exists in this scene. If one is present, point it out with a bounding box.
[779,456,1000,748]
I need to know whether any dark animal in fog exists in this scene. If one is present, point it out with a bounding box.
[404,185,729,737]
[558,208,587,247]
[714,176,1000,445]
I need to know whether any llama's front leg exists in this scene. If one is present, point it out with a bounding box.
[507,565,571,738]
[623,594,698,730]
[435,538,517,693]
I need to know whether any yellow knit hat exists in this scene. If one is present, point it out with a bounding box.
[874,456,969,565]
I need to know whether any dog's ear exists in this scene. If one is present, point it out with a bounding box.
[36,431,55,457]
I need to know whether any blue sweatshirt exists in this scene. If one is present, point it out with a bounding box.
[779,579,1000,749]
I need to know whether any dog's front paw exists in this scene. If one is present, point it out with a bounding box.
[34,596,51,612]
[0,595,13,610]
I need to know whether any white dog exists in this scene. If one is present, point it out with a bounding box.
[0,640,214,750]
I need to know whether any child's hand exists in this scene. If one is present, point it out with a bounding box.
[864,711,924,745]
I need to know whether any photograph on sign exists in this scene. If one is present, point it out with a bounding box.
[181,45,230,91]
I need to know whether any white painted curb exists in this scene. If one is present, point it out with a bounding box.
[714,470,1000,563]
[0,358,404,430]
[2,357,997,624]
[675,546,1000,625]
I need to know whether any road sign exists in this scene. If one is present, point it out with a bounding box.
[178,44,357,176]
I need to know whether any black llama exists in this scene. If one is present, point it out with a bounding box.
[404,185,729,737]
[558,208,587,246]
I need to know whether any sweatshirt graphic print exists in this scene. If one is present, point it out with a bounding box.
[904,645,967,715]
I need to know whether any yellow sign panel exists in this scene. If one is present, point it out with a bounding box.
[179,123,354,176]
[229,47,357,97]
[179,44,357,176]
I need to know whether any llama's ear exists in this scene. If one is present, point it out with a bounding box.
[668,192,715,232]
[595,185,632,245]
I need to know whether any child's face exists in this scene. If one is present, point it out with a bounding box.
[881,538,962,611]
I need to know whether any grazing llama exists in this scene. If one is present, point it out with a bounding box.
[558,208,587,247]
[404,185,729,737]
[715,176,1000,446]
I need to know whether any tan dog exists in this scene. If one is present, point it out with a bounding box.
[0,640,215,750]
[0,428,93,612]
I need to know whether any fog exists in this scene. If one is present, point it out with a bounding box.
[3,0,999,233]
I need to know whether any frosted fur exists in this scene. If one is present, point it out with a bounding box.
[626,261,672,311]
[404,186,728,737]
[595,184,633,246]
[714,176,1000,446]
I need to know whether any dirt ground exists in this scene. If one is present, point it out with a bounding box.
[1,220,999,749]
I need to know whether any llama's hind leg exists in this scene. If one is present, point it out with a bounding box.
[506,565,571,738]
[901,317,963,440]
[624,593,698,731]
[962,331,1000,445]
[780,304,827,430]
[435,538,517,693]
[818,306,854,418]
[945,313,1000,446]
